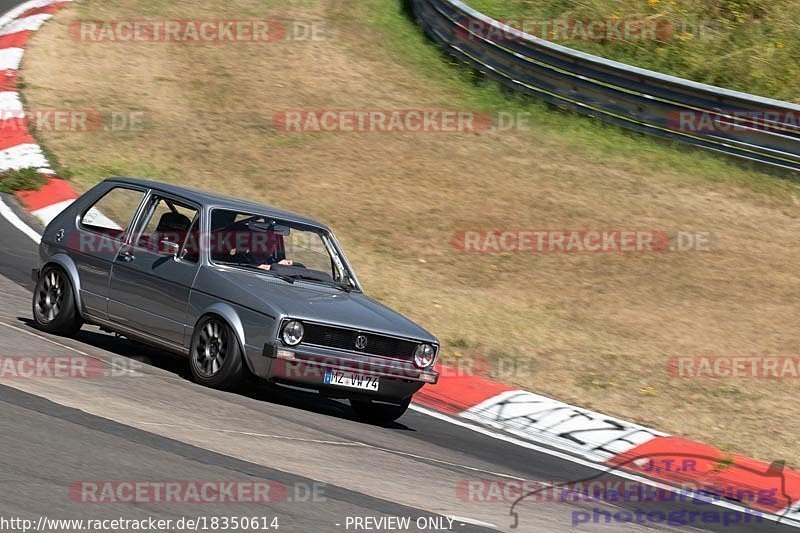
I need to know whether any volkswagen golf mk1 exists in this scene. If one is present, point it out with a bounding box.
[31,178,439,421]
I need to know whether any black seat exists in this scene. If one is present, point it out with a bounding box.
[155,212,191,233]
[151,212,192,249]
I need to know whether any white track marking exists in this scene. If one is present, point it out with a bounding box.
[0,196,40,243]
[446,515,497,529]
[0,91,24,115]
[0,143,50,170]
[0,0,69,29]
[0,321,96,357]
[0,12,52,35]
[0,48,23,70]
[460,389,662,462]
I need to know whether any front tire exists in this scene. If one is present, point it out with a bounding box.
[350,398,411,423]
[189,316,245,390]
[32,266,82,336]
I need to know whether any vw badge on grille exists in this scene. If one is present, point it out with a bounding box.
[355,335,368,350]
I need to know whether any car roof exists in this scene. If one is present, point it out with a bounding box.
[106,177,328,230]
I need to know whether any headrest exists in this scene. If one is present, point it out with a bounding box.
[155,212,191,233]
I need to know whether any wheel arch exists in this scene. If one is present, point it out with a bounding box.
[41,254,83,317]
[192,304,255,375]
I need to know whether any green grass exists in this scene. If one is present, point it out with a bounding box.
[354,0,800,198]
[466,0,800,103]
[0,168,49,193]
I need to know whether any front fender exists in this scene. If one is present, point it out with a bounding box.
[194,302,270,377]
[200,302,247,352]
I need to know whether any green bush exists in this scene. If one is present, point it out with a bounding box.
[467,0,799,102]
[0,168,49,193]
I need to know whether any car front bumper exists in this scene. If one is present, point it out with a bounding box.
[256,343,439,402]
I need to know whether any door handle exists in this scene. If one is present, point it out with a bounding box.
[119,252,135,263]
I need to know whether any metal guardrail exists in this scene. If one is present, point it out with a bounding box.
[410,0,800,172]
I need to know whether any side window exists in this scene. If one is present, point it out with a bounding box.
[80,187,145,240]
[134,196,198,255]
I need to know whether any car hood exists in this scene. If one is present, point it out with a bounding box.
[198,266,438,342]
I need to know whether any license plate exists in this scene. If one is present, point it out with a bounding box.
[324,370,380,391]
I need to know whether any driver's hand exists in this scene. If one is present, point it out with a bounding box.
[258,260,292,271]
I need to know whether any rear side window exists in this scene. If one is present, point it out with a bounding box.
[80,187,145,240]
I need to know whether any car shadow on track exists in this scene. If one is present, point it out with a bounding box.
[16,317,415,432]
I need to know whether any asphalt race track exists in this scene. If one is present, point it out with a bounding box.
[0,0,23,14]
[0,194,40,290]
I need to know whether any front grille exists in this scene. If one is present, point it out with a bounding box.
[302,323,418,359]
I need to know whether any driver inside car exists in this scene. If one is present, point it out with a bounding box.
[210,210,297,271]
[226,243,293,271]
[230,228,293,271]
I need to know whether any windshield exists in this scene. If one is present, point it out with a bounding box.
[204,209,355,289]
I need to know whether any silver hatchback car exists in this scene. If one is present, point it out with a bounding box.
[32,178,439,422]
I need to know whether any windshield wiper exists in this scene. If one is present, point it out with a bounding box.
[285,273,330,284]
[266,272,295,284]
[284,273,353,292]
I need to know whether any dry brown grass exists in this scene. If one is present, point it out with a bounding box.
[21,0,800,464]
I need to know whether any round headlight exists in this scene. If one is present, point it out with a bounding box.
[282,320,304,346]
[414,344,437,368]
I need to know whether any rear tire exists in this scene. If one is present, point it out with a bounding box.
[32,266,82,336]
[189,316,245,390]
[350,398,411,423]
